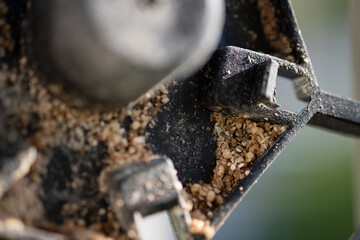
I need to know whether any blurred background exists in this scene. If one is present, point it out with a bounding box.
[140,0,358,239]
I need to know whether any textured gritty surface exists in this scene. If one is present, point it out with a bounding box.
[257,0,294,62]
[0,1,171,239]
[185,113,286,238]
[0,0,289,239]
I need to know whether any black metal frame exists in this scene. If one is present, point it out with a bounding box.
[1,0,359,239]
[147,0,360,238]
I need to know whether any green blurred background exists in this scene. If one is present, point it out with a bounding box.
[214,0,357,239]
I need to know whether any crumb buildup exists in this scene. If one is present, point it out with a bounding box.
[0,55,169,238]
[186,112,286,233]
[0,0,13,56]
[0,0,170,237]
[188,218,215,239]
[0,0,289,239]
[257,0,295,62]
